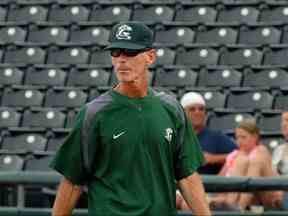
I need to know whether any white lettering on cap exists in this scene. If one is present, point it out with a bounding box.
[116,24,132,40]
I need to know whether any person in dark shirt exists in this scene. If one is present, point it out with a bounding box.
[180,92,237,175]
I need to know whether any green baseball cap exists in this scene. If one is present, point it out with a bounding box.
[105,21,154,50]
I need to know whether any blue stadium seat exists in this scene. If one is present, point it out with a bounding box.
[207,110,254,133]
[152,48,176,67]
[89,49,111,66]
[132,6,174,23]
[90,5,131,23]
[198,68,242,88]
[217,6,259,24]
[24,67,67,87]
[0,67,24,86]
[259,6,288,23]
[154,27,195,46]
[22,108,66,129]
[226,89,274,111]
[176,47,219,66]
[7,5,48,23]
[46,132,68,152]
[24,155,54,171]
[153,68,197,87]
[238,26,281,45]
[4,46,46,64]
[243,68,288,88]
[1,132,47,154]
[258,111,282,134]
[44,88,87,108]
[27,26,69,44]
[48,5,89,24]
[67,67,110,87]
[263,48,288,66]
[0,155,24,171]
[0,107,21,128]
[69,26,109,46]
[2,88,44,108]
[174,6,217,23]
[274,89,288,110]
[220,48,263,66]
[195,27,237,45]
[0,26,27,44]
[47,46,89,65]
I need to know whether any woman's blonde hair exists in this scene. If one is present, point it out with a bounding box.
[237,118,260,137]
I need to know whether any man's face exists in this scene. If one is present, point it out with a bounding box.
[281,112,288,140]
[184,104,206,130]
[111,49,155,83]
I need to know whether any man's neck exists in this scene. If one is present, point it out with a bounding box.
[114,81,148,98]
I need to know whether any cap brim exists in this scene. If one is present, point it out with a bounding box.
[104,41,147,50]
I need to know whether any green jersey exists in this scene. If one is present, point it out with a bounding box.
[50,88,204,216]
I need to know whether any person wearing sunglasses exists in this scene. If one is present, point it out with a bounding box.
[51,21,211,216]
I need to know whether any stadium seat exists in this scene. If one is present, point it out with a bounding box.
[90,5,131,23]
[1,132,47,154]
[69,26,109,46]
[2,88,44,108]
[217,6,259,24]
[0,155,24,171]
[44,88,87,108]
[22,108,66,129]
[259,6,288,23]
[207,110,254,133]
[174,6,217,23]
[238,26,281,45]
[0,7,7,22]
[182,89,227,110]
[47,46,89,65]
[220,48,263,66]
[152,48,175,66]
[89,49,111,66]
[153,68,197,87]
[48,5,89,24]
[154,27,195,45]
[4,46,46,64]
[226,89,274,110]
[27,26,69,44]
[67,67,110,87]
[175,47,219,66]
[258,111,282,134]
[7,5,48,23]
[46,132,68,152]
[262,134,285,153]
[263,48,288,65]
[274,89,288,110]
[132,6,174,23]
[24,67,67,87]
[195,27,237,45]
[198,68,242,88]
[24,155,54,171]
[0,107,21,128]
[0,26,27,44]
[243,68,288,88]
[0,67,24,86]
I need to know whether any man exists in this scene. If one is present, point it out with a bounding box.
[272,111,288,175]
[180,92,237,175]
[50,22,211,216]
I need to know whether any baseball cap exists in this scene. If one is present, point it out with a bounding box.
[180,92,206,108]
[105,21,153,50]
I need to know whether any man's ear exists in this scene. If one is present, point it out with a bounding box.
[146,49,156,65]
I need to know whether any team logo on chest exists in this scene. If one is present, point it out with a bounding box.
[115,24,132,40]
[164,128,173,143]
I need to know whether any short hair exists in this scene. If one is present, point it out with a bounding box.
[237,118,260,137]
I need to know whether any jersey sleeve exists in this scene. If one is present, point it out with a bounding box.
[50,106,90,185]
[174,109,205,181]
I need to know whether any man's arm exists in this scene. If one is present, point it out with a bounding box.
[178,172,211,216]
[204,152,227,164]
[52,177,83,216]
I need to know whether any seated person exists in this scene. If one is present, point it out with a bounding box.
[272,111,288,175]
[210,119,283,211]
[180,92,237,174]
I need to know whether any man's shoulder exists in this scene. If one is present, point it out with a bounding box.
[203,128,236,144]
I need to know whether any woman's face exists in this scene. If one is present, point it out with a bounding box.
[235,128,258,152]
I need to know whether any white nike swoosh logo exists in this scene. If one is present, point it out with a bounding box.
[113,131,126,139]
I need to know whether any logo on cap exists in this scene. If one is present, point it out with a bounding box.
[115,24,132,40]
